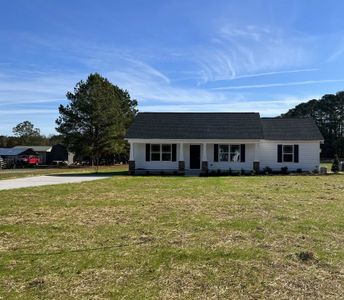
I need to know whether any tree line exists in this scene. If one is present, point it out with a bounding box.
[281,91,344,158]
[0,121,63,148]
[1,73,137,164]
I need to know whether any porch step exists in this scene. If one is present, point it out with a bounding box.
[184,170,201,176]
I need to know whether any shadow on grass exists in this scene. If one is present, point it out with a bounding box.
[47,171,129,177]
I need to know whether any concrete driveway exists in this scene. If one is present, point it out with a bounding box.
[0,174,111,190]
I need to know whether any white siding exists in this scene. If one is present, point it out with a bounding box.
[131,140,321,172]
[258,141,321,172]
[133,142,255,171]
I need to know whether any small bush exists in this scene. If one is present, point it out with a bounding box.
[228,168,232,175]
[312,168,319,174]
[331,155,340,173]
[145,170,150,175]
[296,168,302,174]
[281,166,289,175]
[263,166,272,175]
[296,251,315,262]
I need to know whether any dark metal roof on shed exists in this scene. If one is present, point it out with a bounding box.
[261,118,324,140]
[0,148,36,156]
[126,112,264,139]
[13,145,52,152]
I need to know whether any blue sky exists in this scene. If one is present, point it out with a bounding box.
[1,0,344,135]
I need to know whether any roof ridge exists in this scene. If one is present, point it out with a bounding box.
[261,117,314,120]
[138,112,260,114]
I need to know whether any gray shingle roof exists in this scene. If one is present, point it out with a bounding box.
[126,112,264,139]
[126,112,323,141]
[261,118,324,140]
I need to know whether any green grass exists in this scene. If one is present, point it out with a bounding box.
[0,171,344,299]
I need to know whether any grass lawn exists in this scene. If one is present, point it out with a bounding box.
[0,171,343,299]
[0,165,127,180]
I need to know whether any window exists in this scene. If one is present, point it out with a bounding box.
[219,145,229,161]
[161,144,172,161]
[283,145,293,162]
[230,145,241,162]
[151,144,161,161]
[151,144,172,161]
[219,144,241,162]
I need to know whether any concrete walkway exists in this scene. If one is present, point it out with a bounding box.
[0,175,111,190]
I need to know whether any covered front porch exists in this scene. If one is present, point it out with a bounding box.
[127,139,261,175]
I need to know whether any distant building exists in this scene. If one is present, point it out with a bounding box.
[13,145,52,164]
[0,147,38,166]
[12,144,74,165]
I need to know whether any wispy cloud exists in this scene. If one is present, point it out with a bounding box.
[232,68,319,80]
[210,78,344,90]
[327,44,344,63]
[0,109,57,115]
[193,24,314,83]
[140,96,313,116]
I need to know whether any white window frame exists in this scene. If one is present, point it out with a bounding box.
[151,144,172,162]
[282,145,294,162]
[218,144,241,162]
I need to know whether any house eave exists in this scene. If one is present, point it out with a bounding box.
[125,138,262,144]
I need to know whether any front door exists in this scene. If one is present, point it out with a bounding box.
[189,145,201,169]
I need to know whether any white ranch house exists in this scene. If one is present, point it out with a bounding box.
[125,112,323,175]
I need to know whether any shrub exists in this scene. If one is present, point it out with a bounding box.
[263,166,272,175]
[228,168,232,175]
[296,251,315,262]
[331,155,340,173]
[296,168,302,174]
[145,170,150,175]
[281,166,289,175]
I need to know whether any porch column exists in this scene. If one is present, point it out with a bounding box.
[201,142,208,173]
[253,143,260,174]
[178,143,185,174]
[128,142,135,175]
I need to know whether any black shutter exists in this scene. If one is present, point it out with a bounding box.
[240,144,245,162]
[172,144,177,161]
[214,144,218,162]
[277,144,282,163]
[294,144,299,163]
[145,144,150,161]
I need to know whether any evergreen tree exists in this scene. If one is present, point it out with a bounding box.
[56,73,137,165]
[331,155,340,173]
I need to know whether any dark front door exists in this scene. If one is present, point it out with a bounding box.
[189,145,201,169]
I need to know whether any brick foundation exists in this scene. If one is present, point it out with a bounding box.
[253,161,260,174]
[128,160,135,175]
[178,161,185,174]
[201,161,208,173]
